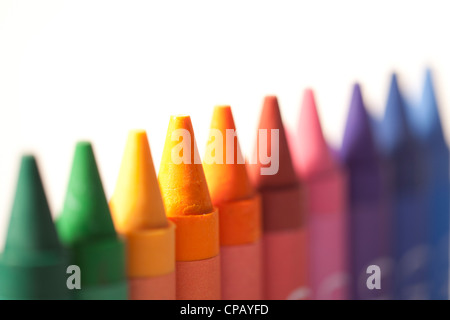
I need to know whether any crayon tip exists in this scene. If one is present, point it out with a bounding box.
[110,130,168,235]
[341,83,378,163]
[249,95,298,188]
[158,115,214,217]
[2,155,63,261]
[414,68,445,142]
[380,73,411,153]
[57,141,117,246]
[425,68,432,80]
[296,89,335,177]
[203,106,255,205]
[391,72,398,83]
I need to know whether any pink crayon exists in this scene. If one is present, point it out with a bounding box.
[290,89,349,300]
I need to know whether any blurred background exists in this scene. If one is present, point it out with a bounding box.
[0,0,449,249]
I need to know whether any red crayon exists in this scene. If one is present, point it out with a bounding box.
[249,96,309,300]
[291,89,349,300]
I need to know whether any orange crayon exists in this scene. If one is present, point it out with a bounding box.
[110,130,176,300]
[158,115,221,300]
[203,106,263,300]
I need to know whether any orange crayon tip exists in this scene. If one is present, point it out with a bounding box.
[110,129,168,235]
[203,105,255,205]
[158,115,214,217]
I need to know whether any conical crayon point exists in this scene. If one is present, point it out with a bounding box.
[203,105,255,205]
[158,115,214,217]
[3,155,63,260]
[425,68,432,82]
[0,155,69,300]
[209,106,236,134]
[386,73,400,111]
[414,68,445,142]
[110,130,168,235]
[57,141,117,246]
[296,89,335,177]
[380,73,411,153]
[341,83,377,163]
[391,72,398,83]
[424,69,436,104]
[249,95,298,188]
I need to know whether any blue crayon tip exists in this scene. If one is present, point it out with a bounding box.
[379,73,412,154]
[410,69,445,144]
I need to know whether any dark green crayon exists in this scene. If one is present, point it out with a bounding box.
[0,155,69,300]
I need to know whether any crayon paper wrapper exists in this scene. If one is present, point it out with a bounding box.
[394,194,429,300]
[309,211,349,300]
[350,203,393,300]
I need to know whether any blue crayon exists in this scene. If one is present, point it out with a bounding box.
[407,70,449,300]
[377,74,429,300]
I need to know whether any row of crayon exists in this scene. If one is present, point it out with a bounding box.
[0,69,448,300]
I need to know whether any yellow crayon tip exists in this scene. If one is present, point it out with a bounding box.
[110,129,168,234]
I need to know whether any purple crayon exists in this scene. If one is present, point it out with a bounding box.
[340,84,393,299]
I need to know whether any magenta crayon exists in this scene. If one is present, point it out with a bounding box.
[291,89,349,300]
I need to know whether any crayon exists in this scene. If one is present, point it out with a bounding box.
[340,84,393,299]
[0,155,69,300]
[158,115,221,300]
[57,141,128,300]
[407,70,449,300]
[110,130,176,300]
[377,74,429,300]
[291,89,349,300]
[249,96,309,300]
[203,106,263,300]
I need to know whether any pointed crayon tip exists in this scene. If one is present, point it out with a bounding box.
[158,115,214,217]
[425,68,432,80]
[391,72,398,83]
[386,73,402,113]
[203,106,255,205]
[380,73,411,153]
[110,130,168,235]
[341,83,378,163]
[3,155,63,261]
[413,68,445,142]
[57,141,117,246]
[249,95,298,188]
[295,89,335,177]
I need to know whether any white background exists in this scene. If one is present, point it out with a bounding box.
[0,0,449,247]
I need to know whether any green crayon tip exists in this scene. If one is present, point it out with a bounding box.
[58,141,117,244]
[0,155,69,300]
[57,142,127,300]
